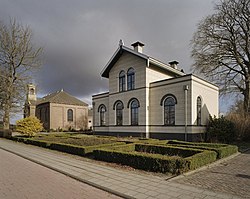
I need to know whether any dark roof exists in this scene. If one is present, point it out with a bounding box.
[101,45,185,78]
[37,90,88,106]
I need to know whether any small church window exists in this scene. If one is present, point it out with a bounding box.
[119,71,126,92]
[67,109,73,122]
[164,97,176,125]
[197,97,202,126]
[127,68,135,90]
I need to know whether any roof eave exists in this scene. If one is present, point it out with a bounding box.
[149,57,185,76]
[101,45,148,78]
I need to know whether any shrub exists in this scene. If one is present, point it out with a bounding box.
[206,115,236,143]
[168,140,238,159]
[93,144,217,174]
[16,117,43,136]
[185,150,217,170]
[135,144,200,158]
[93,149,188,174]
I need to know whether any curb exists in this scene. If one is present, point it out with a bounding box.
[0,145,133,199]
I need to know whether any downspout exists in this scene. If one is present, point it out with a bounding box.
[184,85,189,141]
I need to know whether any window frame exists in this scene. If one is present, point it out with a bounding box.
[197,96,202,126]
[119,70,126,92]
[130,99,139,126]
[116,102,123,126]
[127,68,135,91]
[99,105,106,126]
[164,97,176,125]
[67,109,73,122]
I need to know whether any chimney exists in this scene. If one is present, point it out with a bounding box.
[169,61,179,69]
[131,41,145,53]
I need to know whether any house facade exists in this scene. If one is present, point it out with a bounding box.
[92,41,219,141]
[24,84,90,131]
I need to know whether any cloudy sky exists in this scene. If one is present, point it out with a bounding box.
[1,0,232,120]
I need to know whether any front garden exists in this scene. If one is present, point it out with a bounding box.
[11,133,238,175]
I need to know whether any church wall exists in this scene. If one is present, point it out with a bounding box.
[49,103,88,131]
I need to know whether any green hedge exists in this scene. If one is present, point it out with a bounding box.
[168,140,227,148]
[93,144,218,174]
[215,145,238,158]
[11,136,126,156]
[135,144,201,158]
[185,150,217,170]
[93,149,188,174]
[25,139,52,148]
[168,141,238,159]
[50,142,126,155]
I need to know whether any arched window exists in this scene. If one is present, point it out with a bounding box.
[119,71,126,92]
[67,109,73,122]
[30,88,35,95]
[116,102,123,125]
[130,99,139,125]
[164,97,176,125]
[127,68,135,90]
[197,97,202,126]
[98,105,106,126]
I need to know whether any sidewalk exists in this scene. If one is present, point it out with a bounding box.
[0,138,242,199]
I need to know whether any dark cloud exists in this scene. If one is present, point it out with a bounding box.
[0,0,217,107]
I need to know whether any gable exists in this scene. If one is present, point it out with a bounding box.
[101,44,185,79]
[101,46,148,78]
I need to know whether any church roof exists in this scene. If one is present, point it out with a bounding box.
[37,90,88,106]
[101,43,186,78]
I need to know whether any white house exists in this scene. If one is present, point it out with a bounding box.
[92,41,219,141]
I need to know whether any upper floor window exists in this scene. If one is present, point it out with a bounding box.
[127,68,135,90]
[67,109,73,122]
[130,99,139,125]
[197,97,202,126]
[119,71,126,92]
[98,105,106,126]
[164,97,176,125]
[115,101,123,126]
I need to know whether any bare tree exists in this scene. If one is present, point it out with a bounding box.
[76,113,88,131]
[191,0,250,113]
[0,19,42,130]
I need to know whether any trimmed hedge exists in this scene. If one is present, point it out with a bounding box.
[93,144,218,174]
[93,149,188,174]
[25,139,52,148]
[11,136,126,156]
[168,140,238,159]
[185,150,217,170]
[49,142,126,155]
[135,144,201,157]
[168,140,227,148]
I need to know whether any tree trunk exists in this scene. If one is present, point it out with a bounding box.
[3,102,10,130]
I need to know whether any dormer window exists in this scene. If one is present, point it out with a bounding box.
[119,71,126,92]
[127,68,135,90]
